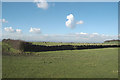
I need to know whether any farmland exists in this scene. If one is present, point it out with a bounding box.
[31,41,119,46]
[2,2,119,79]
[3,48,118,78]
[2,39,119,78]
[2,39,119,54]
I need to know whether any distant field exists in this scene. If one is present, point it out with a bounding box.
[3,48,118,78]
[31,41,118,46]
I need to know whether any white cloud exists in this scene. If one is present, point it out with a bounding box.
[0,19,8,23]
[16,29,22,33]
[34,0,48,10]
[4,27,22,34]
[76,20,84,24]
[4,27,14,33]
[75,32,88,36]
[2,26,118,43]
[90,33,99,38]
[92,33,99,35]
[29,27,41,34]
[66,14,76,29]
[118,34,120,39]
[80,32,87,35]
[2,32,118,43]
[66,14,83,29]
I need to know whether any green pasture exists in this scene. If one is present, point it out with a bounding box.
[3,48,118,78]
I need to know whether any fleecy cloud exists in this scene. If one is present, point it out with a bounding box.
[65,14,76,29]
[29,27,41,34]
[16,29,22,33]
[76,20,84,24]
[0,19,8,23]
[34,0,48,10]
[2,32,118,43]
[66,14,83,29]
[4,27,22,33]
[4,27,14,33]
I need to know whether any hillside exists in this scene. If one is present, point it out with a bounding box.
[2,39,24,55]
[104,40,120,44]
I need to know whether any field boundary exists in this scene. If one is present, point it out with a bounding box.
[23,43,120,52]
[2,39,120,54]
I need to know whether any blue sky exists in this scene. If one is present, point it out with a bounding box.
[1,2,118,42]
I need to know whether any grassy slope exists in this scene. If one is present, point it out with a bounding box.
[104,41,119,44]
[3,48,118,78]
[2,42,21,54]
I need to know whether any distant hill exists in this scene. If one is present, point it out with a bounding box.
[104,40,120,44]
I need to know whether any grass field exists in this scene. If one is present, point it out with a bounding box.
[3,48,118,78]
[31,41,118,46]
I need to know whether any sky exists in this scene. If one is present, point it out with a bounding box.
[2,0,120,2]
[1,1,118,43]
